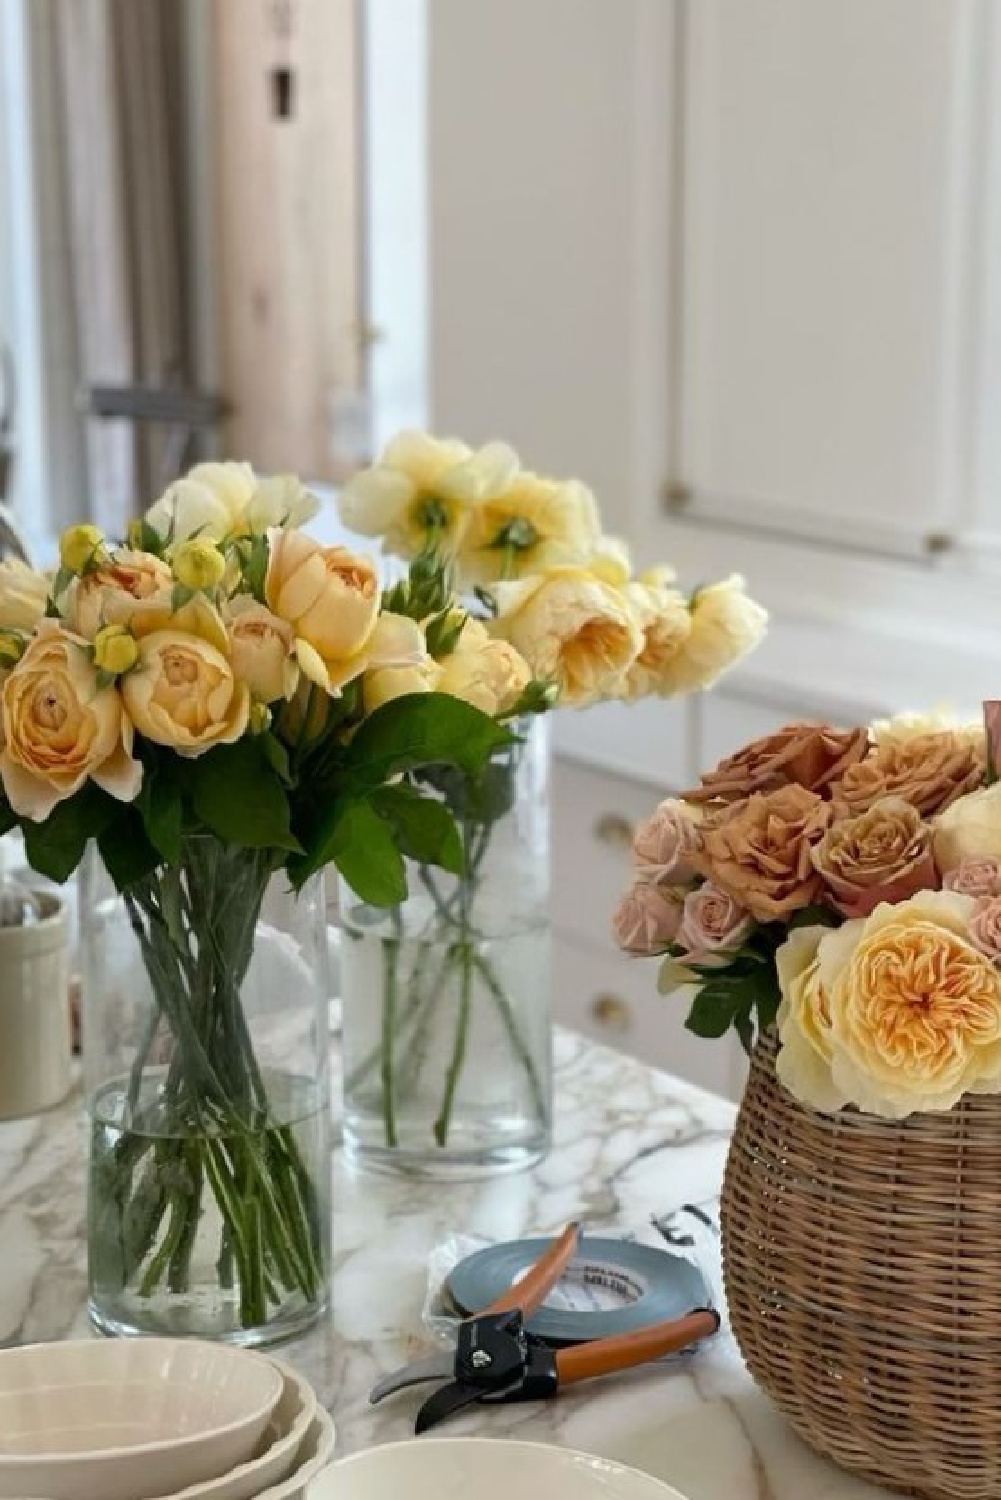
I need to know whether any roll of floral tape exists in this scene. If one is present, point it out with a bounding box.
[446,1235,709,1346]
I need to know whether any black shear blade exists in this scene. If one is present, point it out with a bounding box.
[415,1380,484,1434]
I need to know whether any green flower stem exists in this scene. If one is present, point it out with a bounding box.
[472,951,547,1127]
[380,921,402,1147]
[434,941,474,1148]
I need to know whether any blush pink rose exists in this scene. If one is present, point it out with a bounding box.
[677,883,753,959]
[969,895,1001,962]
[631,798,701,885]
[944,856,1001,899]
[612,879,683,957]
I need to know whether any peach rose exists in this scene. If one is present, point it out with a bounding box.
[821,890,1001,1116]
[632,798,702,884]
[612,878,683,957]
[691,785,832,922]
[436,617,531,717]
[226,598,298,703]
[362,659,441,715]
[122,630,250,756]
[613,583,693,701]
[944,857,1001,899]
[969,897,1001,963]
[68,548,173,640]
[686,723,868,805]
[0,621,141,820]
[775,925,847,1113]
[653,576,767,695]
[810,797,937,919]
[677,883,753,957]
[830,731,984,820]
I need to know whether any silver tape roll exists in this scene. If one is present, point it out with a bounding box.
[446,1235,709,1346]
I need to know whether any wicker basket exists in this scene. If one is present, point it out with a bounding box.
[721,1030,1001,1500]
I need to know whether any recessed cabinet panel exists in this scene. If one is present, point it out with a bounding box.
[681,0,976,548]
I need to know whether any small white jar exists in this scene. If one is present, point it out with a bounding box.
[0,890,70,1120]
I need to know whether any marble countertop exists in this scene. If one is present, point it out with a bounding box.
[0,1029,893,1499]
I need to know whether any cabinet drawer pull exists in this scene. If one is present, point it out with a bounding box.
[594,812,634,850]
[591,993,632,1032]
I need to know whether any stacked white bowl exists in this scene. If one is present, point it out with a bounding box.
[0,1340,335,1500]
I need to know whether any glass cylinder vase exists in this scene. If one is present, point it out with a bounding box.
[81,837,332,1345]
[340,715,552,1177]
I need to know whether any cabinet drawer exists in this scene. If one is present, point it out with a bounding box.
[551,760,665,944]
[553,933,745,1102]
[698,693,799,772]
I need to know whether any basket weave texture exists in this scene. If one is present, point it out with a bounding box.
[721,1029,1001,1500]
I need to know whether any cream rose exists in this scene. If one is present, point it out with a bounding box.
[245,474,320,535]
[458,473,602,584]
[122,630,250,756]
[613,583,693,701]
[0,560,49,633]
[338,432,517,559]
[145,462,256,544]
[226,597,298,703]
[871,708,985,752]
[934,784,1001,874]
[362,659,441,715]
[0,621,141,820]
[775,925,847,1113]
[68,548,173,640]
[436,618,531,717]
[823,890,1001,1116]
[489,566,643,708]
[654,576,767,695]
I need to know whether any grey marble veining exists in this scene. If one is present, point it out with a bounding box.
[0,1029,893,1498]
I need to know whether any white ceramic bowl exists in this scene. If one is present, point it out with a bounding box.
[262,1404,336,1500]
[313,1439,688,1500]
[160,1359,319,1500]
[0,1338,284,1500]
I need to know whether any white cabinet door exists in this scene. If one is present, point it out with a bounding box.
[679,0,981,556]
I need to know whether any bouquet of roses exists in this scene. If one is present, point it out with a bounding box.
[0,459,523,1330]
[614,711,1001,1119]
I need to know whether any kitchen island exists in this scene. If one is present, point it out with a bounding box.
[0,1028,891,1499]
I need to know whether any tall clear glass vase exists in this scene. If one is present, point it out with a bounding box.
[82,837,332,1345]
[340,716,552,1177]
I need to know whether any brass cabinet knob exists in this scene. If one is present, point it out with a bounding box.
[591,993,632,1032]
[594,812,634,850]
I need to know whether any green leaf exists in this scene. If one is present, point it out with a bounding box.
[320,798,407,906]
[0,796,16,841]
[787,903,840,931]
[139,769,183,865]
[370,784,463,874]
[171,582,195,612]
[413,760,516,826]
[22,784,117,883]
[243,534,269,603]
[189,740,301,852]
[342,693,512,793]
[259,732,292,787]
[685,985,748,1040]
[98,811,160,891]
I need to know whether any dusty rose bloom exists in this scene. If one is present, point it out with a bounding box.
[631,798,701,884]
[944,857,1001,900]
[685,723,867,805]
[830,731,984,820]
[969,896,1001,963]
[810,797,937,919]
[691,785,832,923]
[677,884,753,957]
[612,879,683,957]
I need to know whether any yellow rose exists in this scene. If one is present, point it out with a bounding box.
[145,461,256,544]
[824,891,1001,1116]
[115,588,231,658]
[933,785,1001,874]
[226,597,298,703]
[0,621,141,820]
[172,538,226,592]
[59,524,106,576]
[122,630,250,757]
[338,431,518,559]
[362,659,441,715]
[68,548,173,640]
[870,708,984,752]
[245,474,320,535]
[613,583,692,700]
[489,566,643,708]
[774,925,847,1113]
[436,617,531,716]
[656,576,767,694]
[0,560,49,632]
[458,474,601,584]
[93,624,139,678]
